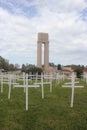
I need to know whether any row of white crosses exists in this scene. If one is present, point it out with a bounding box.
[10,72,65,111]
[34,73,53,99]
[44,72,65,85]
[13,72,53,111]
[56,73,65,84]
[62,72,84,107]
[0,73,19,99]
[0,72,53,110]
[0,73,10,93]
[83,72,87,83]
[0,72,75,110]
[0,71,64,94]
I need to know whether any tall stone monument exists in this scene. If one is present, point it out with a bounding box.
[37,33,49,73]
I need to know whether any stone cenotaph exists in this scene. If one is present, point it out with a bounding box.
[37,33,49,73]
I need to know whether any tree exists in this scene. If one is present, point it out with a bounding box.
[74,67,83,78]
[57,64,62,70]
[21,64,26,72]
[49,62,55,67]
[0,56,9,71]
[9,64,15,71]
[26,66,43,74]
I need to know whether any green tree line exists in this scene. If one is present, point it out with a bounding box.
[0,56,87,78]
[0,56,19,71]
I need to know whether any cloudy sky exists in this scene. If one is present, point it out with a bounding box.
[0,0,87,66]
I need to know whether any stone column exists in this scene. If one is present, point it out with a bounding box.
[44,42,49,72]
[37,41,42,68]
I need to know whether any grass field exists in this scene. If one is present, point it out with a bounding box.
[0,79,87,130]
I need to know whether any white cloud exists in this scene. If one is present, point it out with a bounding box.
[0,0,87,66]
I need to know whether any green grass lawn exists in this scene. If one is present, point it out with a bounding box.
[0,79,87,130]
